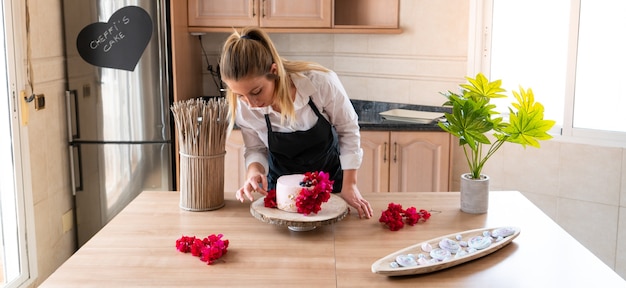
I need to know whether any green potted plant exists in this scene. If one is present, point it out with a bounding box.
[438,73,555,213]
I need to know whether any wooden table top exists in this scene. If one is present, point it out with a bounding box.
[40,191,626,287]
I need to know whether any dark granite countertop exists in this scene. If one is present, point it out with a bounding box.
[351,100,451,131]
[219,99,451,132]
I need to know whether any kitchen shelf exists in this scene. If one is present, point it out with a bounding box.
[187,27,402,34]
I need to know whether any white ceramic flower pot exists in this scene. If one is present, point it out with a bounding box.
[460,173,489,214]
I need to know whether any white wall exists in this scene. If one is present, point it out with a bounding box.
[454,139,626,279]
[199,1,469,106]
[17,0,76,286]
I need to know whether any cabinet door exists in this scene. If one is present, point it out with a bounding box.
[188,0,258,27]
[358,131,390,193]
[389,132,450,192]
[224,130,246,193]
[334,0,399,28]
[260,0,331,28]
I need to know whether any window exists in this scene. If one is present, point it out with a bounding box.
[1,0,31,287]
[488,0,626,144]
[572,0,626,133]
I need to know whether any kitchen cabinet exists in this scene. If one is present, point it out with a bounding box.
[359,131,451,192]
[223,129,453,193]
[333,0,399,29]
[224,129,247,193]
[188,0,332,28]
[187,0,400,34]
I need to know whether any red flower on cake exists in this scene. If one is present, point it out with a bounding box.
[295,171,334,215]
[176,233,229,265]
[379,203,431,231]
[263,171,334,215]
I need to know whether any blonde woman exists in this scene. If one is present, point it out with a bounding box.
[220,27,372,219]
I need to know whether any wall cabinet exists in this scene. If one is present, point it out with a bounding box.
[334,0,399,29]
[359,131,451,193]
[187,0,400,34]
[188,0,332,28]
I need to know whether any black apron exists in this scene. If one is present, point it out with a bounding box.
[265,97,342,192]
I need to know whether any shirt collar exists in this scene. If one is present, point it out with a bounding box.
[291,72,317,109]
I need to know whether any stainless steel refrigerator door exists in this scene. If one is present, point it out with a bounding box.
[63,0,170,142]
[70,142,172,246]
[63,0,173,246]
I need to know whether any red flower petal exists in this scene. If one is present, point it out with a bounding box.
[175,234,229,265]
[295,171,334,215]
[379,203,431,231]
[264,189,277,208]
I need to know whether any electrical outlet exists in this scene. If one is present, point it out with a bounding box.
[62,209,74,233]
[83,84,90,97]
[34,94,45,110]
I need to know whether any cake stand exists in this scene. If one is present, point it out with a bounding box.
[250,194,349,231]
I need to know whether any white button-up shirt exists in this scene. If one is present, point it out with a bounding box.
[235,70,363,175]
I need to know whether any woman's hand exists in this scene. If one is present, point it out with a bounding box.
[236,163,268,202]
[339,170,373,219]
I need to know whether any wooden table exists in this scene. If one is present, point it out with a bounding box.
[40,191,626,287]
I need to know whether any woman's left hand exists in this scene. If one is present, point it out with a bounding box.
[339,183,373,219]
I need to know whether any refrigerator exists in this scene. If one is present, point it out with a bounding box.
[62,0,174,247]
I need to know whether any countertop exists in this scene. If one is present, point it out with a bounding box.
[40,191,626,287]
[225,99,450,131]
[351,100,450,131]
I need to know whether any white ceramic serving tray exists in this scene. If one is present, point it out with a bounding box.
[379,109,445,124]
[371,226,521,276]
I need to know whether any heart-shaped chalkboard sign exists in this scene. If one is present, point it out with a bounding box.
[76,6,152,71]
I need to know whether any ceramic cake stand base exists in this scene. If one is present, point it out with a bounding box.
[250,194,349,231]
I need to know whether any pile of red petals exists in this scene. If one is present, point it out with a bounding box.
[379,203,431,231]
[175,234,229,265]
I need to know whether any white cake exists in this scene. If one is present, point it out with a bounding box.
[276,174,305,212]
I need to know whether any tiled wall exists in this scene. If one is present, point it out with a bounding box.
[198,0,470,106]
[21,0,76,286]
[450,140,626,279]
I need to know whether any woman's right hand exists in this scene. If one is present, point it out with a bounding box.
[235,163,268,202]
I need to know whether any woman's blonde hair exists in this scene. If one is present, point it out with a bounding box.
[220,27,329,131]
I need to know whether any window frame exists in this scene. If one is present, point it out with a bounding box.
[1,0,37,287]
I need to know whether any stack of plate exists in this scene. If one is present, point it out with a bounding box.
[379,109,445,124]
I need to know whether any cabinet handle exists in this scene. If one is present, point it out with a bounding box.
[393,142,398,163]
[252,0,256,17]
[262,0,266,18]
[383,142,387,163]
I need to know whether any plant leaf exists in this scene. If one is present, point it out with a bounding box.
[504,87,555,147]
[460,73,508,101]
